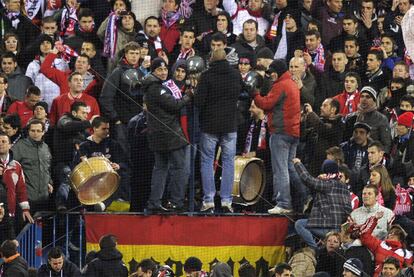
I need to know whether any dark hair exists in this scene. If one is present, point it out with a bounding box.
[78,8,94,20]
[238,262,255,277]
[0,130,10,143]
[68,71,83,82]
[91,116,109,128]
[307,19,321,31]
[144,16,160,27]
[110,0,131,11]
[2,33,21,53]
[343,14,358,23]
[381,33,396,46]
[77,54,91,65]
[363,184,379,196]
[26,85,41,97]
[332,49,347,56]
[394,60,409,73]
[368,140,385,152]
[215,11,233,33]
[390,77,406,86]
[3,113,21,129]
[383,256,402,269]
[344,35,360,47]
[27,119,45,131]
[330,98,341,115]
[0,72,8,83]
[42,16,57,25]
[0,51,17,63]
[124,41,141,53]
[274,263,292,274]
[368,48,384,62]
[138,259,157,273]
[326,146,345,164]
[48,247,63,260]
[339,164,351,180]
[211,32,227,45]
[400,95,414,107]
[70,101,87,113]
[243,19,258,30]
[345,71,361,88]
[0,240,17,258]
[305,29,321,39]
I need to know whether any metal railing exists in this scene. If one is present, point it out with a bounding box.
[16,220,43,268]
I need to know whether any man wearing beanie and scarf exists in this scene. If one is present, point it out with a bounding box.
[252,59,307,214]
[390,111,414,183]
[292,157,352,251]
[144,57,191,212]
[343,258,364,277]
[344,86,392,153]
[83,234,128,276]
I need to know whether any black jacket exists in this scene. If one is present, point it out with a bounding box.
[64,25,102,53]
[37,259,81,277]
[317,69,346,109]
[100,60,145,124]
[231,35,266,58]
[143,74,189,152]
[0,255,28,277]
[83,248,128,277]
[0,183,15,243]
[194,60,242,134]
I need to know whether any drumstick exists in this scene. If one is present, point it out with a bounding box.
[213,146,222,174]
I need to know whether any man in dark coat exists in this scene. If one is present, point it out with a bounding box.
[143,58,190,212]
[37,247,81,277]
[83,234,128,277]
[0,240,28,277]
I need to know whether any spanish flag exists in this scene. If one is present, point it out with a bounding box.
[85,215,288,276]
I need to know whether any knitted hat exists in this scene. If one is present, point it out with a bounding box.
[343,258,363,276]
[151,57,167,72]
[138,40,149,49]
[184,257,202,273]
[256,47,274,60]
[33,101,48,112]
[238,52,255,66]
[99,234,117,249]
[360,86,378,101]
[353,122,371,133]
[267,59,288,77]
[171,59,187,74]
[397,111,414,128]
[321,159,339,175]
[285,8,302,28]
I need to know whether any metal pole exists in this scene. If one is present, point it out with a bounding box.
[53,216,56,247]
[79,214,83,268]
[65,214,69,258]
[189,103,196,214]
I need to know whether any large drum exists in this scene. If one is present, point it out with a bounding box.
[70,157,120,205]
[232,156,265,205]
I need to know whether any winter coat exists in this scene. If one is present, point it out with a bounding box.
[289,247,317,277]
[316,247,345,277]
[37,259,81,277]
[64,25,102,53]
[0,9,39,49]
[390,132,414,181]
[194,59,242,134]
[254,71,301,137]
[100,60,146,124]
[317,69,346,109]
[231,34,266,58]
[0,254,28,277]
[5,67,33,101]
[143,74,189,152]
[83,247,128,277]
[333,90,361,116]
[0,184,15,243]
[12,137,52,203]
[301,71,316,107]
[340,138,370,172]
[314,6,343,46]
[295,162,352,228]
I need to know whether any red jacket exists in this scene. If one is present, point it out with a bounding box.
[49,93,100,126]
[39,53,100,97]
[361,217,414,277]
[333,90,361,116]
[254,72,301,137]
[2,154,29,217]
[160,21,181,54]
[7,101,33,127]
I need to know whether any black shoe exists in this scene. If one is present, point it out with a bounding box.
[57,205,67,213]
[147,205,170,214]
[222,205,234,214]
[165,202,185,213]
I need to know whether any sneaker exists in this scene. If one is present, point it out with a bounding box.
[200,202,215,213]
[57,204,67,213]
[268,206,293,215]
[94,202,106,212]
[221,203,233,213]
[165,201,185,213]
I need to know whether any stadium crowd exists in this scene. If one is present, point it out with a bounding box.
[1,0,414,276]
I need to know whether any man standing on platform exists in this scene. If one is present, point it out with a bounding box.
[194,49,242,213]
[252,59,306,214]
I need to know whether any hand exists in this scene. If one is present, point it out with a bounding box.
[22,210,34,224]
[292,76,303,89]
[48,184,53,194]
[380,46,388,59]
[292,158,301,164]
[111,163,120,171]
[361,11,373,28]
[158,51,169,65]
[0,205,4,222]
[294,50,304,58]
[303,52,312,66]
[392,0,399,11]
[54,41,65,53]
[141,59,151,69]
[395,16,403,26]
[304,103,313,113]
[375,211,384,219]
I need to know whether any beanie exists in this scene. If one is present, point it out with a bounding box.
[267,59,288,77]
[343,258,363,276]
[151,57,167,72]
[321,159,339,175]
[99,234,117,249]
[360,86,378,101]
[397,111,414,128]
[184,257,202,272]
[353,122,371,133]
[33,101,48,112]
[256,47,274,60]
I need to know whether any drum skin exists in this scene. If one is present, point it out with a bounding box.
[232,156,266,205]
[70,157,120,205]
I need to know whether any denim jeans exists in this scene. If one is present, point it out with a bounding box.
[295,219,338,249]
[270,133,307,210]
[147,146,188,208]
[200,132,237,204]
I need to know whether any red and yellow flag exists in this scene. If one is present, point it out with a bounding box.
[85,215,288,276]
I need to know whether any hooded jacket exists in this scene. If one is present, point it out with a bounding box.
[232,34,266,58]
[83,247,128,277]
[0,254,28,277]
[143,73,189,152]
[37,259,81,277]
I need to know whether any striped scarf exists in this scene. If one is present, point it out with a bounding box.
[305,44,325,72]
[102,12,118,59]
[60,5,77,37]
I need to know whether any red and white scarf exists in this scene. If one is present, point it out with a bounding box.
[243,117,267,154]
[177,48,195,60]
[26,0,43,19]
[305,44,325,72]
[344,91,358,114]
[163,79,182,99]
[103,12,118,59]
[266,11,281,40]
[60,5,78,37]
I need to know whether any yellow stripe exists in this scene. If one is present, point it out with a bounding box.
[87,244,285,275]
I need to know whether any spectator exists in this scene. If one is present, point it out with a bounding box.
[363,48,389,92]
[207,32,238,67]
[2,33,21,56]
[316,232,345,277]
[253,60,306,214]
[289,56,316,107]
[37,247,81,277]
[83,234,128,277]
[238,263,255,277]
[342,258,364,277]
[354,0,380,42]
[136,16,167,61]
[380,256,403,277]
[3,113,21,145]
[7,86,41,127]
[341,122,371,172]
[370,165,396,210]
[0,73,13,113]
[194,49,241,213]
[293,159,352,250]
[0,52,32,101]
[31,102,51,143]
[0,240,28,276]
[381,33,402,72]
[301,30,325,74]
[344,37,365,77]
[350,184,395,239]
[333,72,361,116]
[184,257,206,277]
[231,19,266,59]
[384,0,411,53]
[187,0,222,43]
[12,119,52,214]
[170,26,197,63]
[270,263,293,277]
[313,0,344,46]
[80,41,106,80]
[277,9,305,62]
[136,259,157,277]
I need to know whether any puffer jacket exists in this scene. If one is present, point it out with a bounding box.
[83,247,128,277]
[289,247,317,277]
